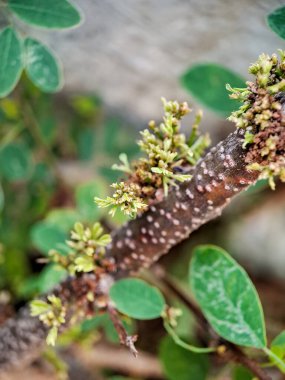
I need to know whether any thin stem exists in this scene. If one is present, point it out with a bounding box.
[163,321,217,354]
[263,347,285,373]
[0,123,24,147]
[155,267,272,380]
[21,101,63,182]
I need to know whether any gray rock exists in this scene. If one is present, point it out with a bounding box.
[23,0,284,126]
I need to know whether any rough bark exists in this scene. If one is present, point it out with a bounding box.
[109,128,259,273]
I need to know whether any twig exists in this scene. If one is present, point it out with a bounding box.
[0,128,266,373]
[107,304,138,357]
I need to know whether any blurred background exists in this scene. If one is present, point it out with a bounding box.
[1,0,285,379]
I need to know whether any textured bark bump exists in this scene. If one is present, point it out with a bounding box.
[108,129,259,273]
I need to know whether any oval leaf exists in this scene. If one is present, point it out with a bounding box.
[267,6,285,40]
[0,27,23,98]
[75,180,107,222]
[46,208,81,232]
[0,143,33,181]
[180,63,245,115]
[159,336,209,380]
[38,264,67,293]
[8,0,82,29]
[189,245,266,348]
[30,221,67,255]
[24,38,62,93]
[109,278,166,320]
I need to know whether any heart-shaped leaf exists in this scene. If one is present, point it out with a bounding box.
[189,245,266,348]
[8,0,82,29]
[110,278,166,320]
[0,27,23,98]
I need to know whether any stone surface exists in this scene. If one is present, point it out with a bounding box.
[26,0,284,126]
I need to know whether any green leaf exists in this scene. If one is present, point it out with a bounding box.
[30,221,67,255]
[39,116,56,144]
[78,129,95,161]
[159,336,209,380]
[180,64,245,115]
[110,278,166,320]
[189,245,266,348]
[267,6,285,40]
[8,0,82,29]
[271,331,285,355]
[245,179,268,195]
[24,38,63,93]
[75,180,107,222]
[38,264,67,293]
[269,331,285,371]
[0,27,23,98]
[46,208,81,232]
[0,143,33,181]
[232,366,254,380]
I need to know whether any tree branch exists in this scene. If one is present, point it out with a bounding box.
[0,128,261,373]
[108,129,259,272]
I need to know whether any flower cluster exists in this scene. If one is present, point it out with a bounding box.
[49,222,111,274]
[95,182,147,218]
[30,295,66,346]
[30,222,113,346]
[95,98,210,217]
[228,51,285,189]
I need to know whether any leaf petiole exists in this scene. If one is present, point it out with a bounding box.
[163,321,217,354]
[263,347,285,373]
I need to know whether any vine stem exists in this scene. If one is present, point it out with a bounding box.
[163,320,217,354]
